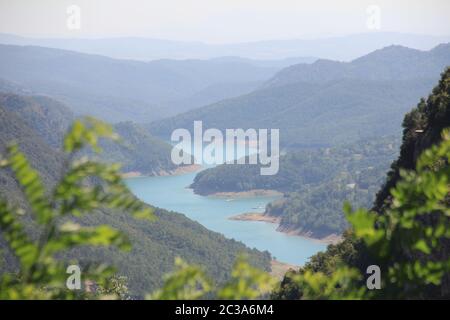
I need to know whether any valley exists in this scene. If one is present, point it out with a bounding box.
[0,28,449,300]
[125,171,326,266]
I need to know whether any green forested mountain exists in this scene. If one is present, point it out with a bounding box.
[1,32,449,61]
[0,96,271,297]
[192,137,399,194]
[0,93,74,148]
[265,179,377,238]
[191,148,337,195]
[98,122,178,175]
[191,137,400,237]
[0,93,179,175]
[273,67,450,299]
[149,44,450,147]
[0,78,33,95]
[0,44,286,122]
[263,44,450,88]
[0,106,65,206]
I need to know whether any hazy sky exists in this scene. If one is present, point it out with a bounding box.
[0,0,449,43]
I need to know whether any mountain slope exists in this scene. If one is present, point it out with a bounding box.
[149,44,450,147]
[0,106,65,205]
[0,93,74,148]
[372,66,450,213]
[273,67,450,299]
[150,78,435,147]
[0,44,285,122]
[0,93,178,175]
[0,97,272,297]
[1,32,449,60]
[264,44,450,88]
[190,136,400,237]
[99,121,178,175]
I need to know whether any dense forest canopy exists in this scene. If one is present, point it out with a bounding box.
[191,136,400,237]
[273,67,450,299]
[0,44,287,122]
[0,95,271,298]
[0,93,182,176]
[0,34,448,300]
[149,44,450,147]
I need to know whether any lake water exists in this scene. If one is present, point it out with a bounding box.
[125,171,326,266]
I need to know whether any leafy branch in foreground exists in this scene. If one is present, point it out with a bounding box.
[2,116,447,300]
[0,117,275,300]
[150,256,277,300]
[281,128,450,299]
[0,117,154,299]
[149,257,212,300]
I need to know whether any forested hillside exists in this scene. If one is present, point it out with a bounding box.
[0,44,287,122]
[149,44,450,147]
[273,67,450,299]
[0,95,272,297]
[264,44,450,88]
[191,136,400,237]
[99,122,178,175]
[1,32,448,61]
[0,106,65,206]
[0,93,180,176]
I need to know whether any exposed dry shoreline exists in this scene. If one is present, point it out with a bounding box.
[277,224,342,245]
[121,171,142,178]
[208,189,283,198]
[122,164,202,178]
[270,259,298,279]
[160,164,202,176]
[229,212,280,223]
[229,212,342,245]
[123,167,341,244]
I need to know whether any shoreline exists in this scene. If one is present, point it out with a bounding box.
[160,164,203,176]
[277,224,342,245]
[207,189,283,199]
[228,212,342,245]
[229,212,280,223]
[270,259,298,279]
[122,164,202,178]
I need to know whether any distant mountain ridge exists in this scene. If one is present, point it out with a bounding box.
[149,44,450,147]
[0,44,290,122]
[1,32,449,61]
[264,44,450,88]
[0,93,271,297]
[0,93,178,176]
[189,135,400,238]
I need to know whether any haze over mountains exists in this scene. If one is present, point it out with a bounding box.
[0,93,178,176]
[264,44,450,87]
[150,43,450,147]
[1,36,449,149]
[1,27,450,298]
[0,93,271,297]
[1,32,449,61]
[0,44,298,122]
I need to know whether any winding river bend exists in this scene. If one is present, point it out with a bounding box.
[125,171,326,266]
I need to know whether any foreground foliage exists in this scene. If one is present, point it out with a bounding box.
[273,68,450,299]
[150,256,276,300]
[192,136,399,237]
[0,98,272,297]
[0,118,154,299]
[273,128,449,299]
[2,68,448,299]
[0,117,275,299]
